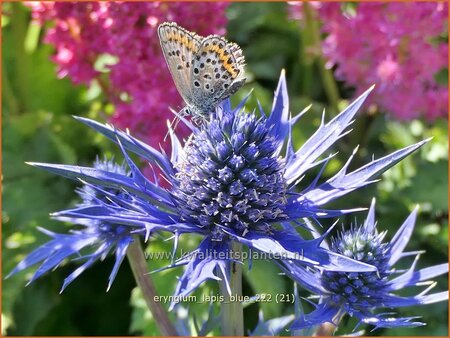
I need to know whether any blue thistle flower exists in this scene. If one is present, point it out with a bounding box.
[174,106,288,240]
[8,72,427,299]
[6,158,136,291]
[281,199,448,331]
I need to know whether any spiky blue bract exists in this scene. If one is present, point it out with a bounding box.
[282,199,448,331]
[6,158,135,291]
[9,72,427,299]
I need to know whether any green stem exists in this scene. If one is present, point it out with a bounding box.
[126,237,178,336]
[11,2,30,112]
[315,322,335,336]
[315,310,344,336]
[303,2,341,115]
[219,241,244,336]
[299,13,315,99]
[2,62,19,116]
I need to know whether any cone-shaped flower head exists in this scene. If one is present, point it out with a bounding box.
[322,224,391,311]
[282,199,448,331]
[175,109,288,240]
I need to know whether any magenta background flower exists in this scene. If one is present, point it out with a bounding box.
[290,2,448,121]
[26,2,229,149]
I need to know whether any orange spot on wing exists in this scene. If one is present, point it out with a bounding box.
[167,32,196,52]
[204,44,238,78]
[187,39,196,51]
[182,35,188,47]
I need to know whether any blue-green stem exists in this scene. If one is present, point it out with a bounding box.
[303,2,341,115]
[126,237,178,336]
[219,241,244,335]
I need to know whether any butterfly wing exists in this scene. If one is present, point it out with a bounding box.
[158,22,202,105]
[190,35,246,114]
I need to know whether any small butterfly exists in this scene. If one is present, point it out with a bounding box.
[158,22,246,123]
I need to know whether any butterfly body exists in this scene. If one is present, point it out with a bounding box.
[158,22,246,122]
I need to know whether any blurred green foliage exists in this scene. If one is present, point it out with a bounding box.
[2,2,448,336]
